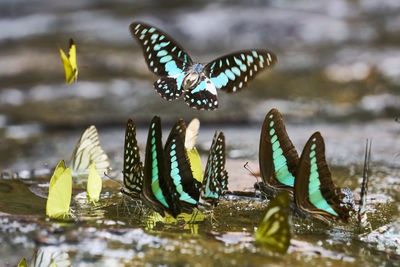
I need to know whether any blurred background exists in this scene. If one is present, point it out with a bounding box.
[0,0,399,173]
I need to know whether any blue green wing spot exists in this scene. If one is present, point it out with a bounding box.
[201,131,228,205]
[122,119,144,199]
[184,76,218,110]
[130,22,192,100]
[204,50,277,93]
[294,132,351,223]
[142,116,181,217]
[164,119,202,212]
[259,109,299,195]
[255,192,291,254]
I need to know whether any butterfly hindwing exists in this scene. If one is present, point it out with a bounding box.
[255,192,291,254]
[295,132,350,223]
[122,119,144,199]
[201,131,228,205]
[130,22,192,100]
[259,109,299,195]
[142,116,181,217]
[205,49,277,93]
[164,119,201,211]
[184,76,218,110]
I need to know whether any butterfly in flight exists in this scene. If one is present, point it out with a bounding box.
[59,38,78,84]
[255,191,291,254]
[130,22,277,110]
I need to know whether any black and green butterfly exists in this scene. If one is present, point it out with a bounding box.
[121,119,144,199]
[259,108,351,223]
[295,132,351,223]
[255,191,291,254]
[200,131,229,206]
[141,116,182,217]
[163,119,202,213]
[259,108,298,196]
[130,22,277,111]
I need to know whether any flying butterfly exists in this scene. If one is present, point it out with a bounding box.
[294,132,352,224]
[259,108,299,196]
[59,38,78,84]
[46,160,72,219]
[70,125,111,179]
[185,118,203,183]
[164,119,202,213]
[200,131,229,206]
[141,116,182,217]
[255,191,291,254]
[121,119,144,200]
[130,22,277,110]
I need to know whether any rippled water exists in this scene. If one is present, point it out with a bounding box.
[1,0,400,266]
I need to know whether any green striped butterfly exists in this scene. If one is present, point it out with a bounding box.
[294,132,351,223]
[164,119,202,213]
[259,108,298,196]
[201,131,229,205]
[121,119,144,199]
[255,192,291,254]
[141,116,182,217]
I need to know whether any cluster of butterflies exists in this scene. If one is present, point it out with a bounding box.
[60,22,277,110]
[258,108,355,224]
[120,116,229,217]
[45,116,229,220]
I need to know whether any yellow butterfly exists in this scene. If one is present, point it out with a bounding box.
[46,160,72,219]
[255,192,291,254]
[185,118,203,183]
[59,38,78,84]
[17,258,28,267]
[86,162,102,203]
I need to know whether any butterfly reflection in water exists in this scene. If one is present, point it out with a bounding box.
[130,22,277,110]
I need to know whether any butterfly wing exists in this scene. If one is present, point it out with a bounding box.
[295,132,351,223]
[164,119,201,212]
[87,162,102,203]
[46,160,72,219]
[259,109,299,195]
[255,192,291,254]
[204,49,277,93]
[142,116,181,217]
[122,119,144,199]
[70,125,111,179]
[184,76,219,110]
[59,39,78,84]
[130,22,193,100]
[201,131,228,205]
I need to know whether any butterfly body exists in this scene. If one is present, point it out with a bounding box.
[130,22,277,110]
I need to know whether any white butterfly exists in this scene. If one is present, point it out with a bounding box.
[70,125,111,179]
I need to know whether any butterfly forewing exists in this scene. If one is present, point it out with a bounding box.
[259,109,299,195]
[295,132,351,223]
[164,120,201,211]
[255,192,291,254]
[205,49,277,93]
[122,119,144,199]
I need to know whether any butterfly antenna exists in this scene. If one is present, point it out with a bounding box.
[103,172,123,187]
[358,139,372,231]
[243,162,260,183]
